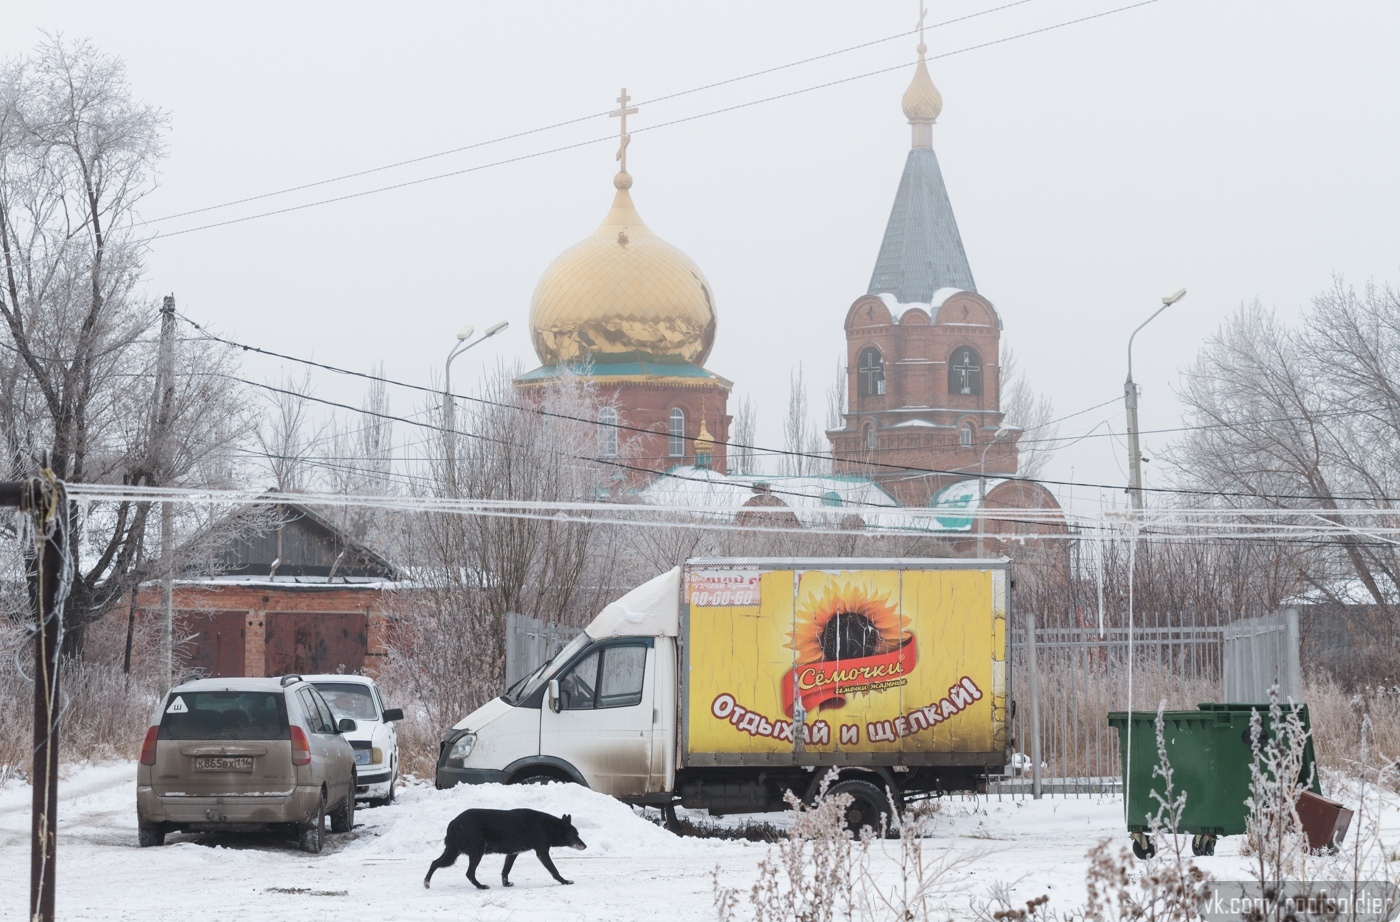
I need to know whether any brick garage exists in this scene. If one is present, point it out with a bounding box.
[136,500,401,679]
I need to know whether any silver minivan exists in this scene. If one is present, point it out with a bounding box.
[136,674,358,853]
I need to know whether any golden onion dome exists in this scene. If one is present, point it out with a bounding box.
[529,171,717,366]
[902,43,943,124]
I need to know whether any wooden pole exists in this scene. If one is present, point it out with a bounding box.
[20,474,67,922]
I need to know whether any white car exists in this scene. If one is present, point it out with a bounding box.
[307,675,403,806]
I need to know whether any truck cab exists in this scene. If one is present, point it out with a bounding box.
[437,569,680,798]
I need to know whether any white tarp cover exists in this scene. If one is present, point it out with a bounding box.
[585,566,681,639]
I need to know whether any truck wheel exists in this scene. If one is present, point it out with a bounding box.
[514,773,566,786]
[299,796,326,854]
[827,779,893,837]
[1191,834,1216,857]
[137,821,166,848]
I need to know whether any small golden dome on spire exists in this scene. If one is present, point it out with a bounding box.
[902,46,943,126]
[694,415,715,454]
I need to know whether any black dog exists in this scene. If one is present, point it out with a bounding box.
[423,808,587,890]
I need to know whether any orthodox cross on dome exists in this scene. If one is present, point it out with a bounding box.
[917,0,927,45]
[610,87,638,174]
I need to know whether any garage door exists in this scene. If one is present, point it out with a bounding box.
[175,610,247,677]
[265,611,366,676]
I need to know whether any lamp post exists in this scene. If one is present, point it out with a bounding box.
[977,427,1011,559]
[443,321,509,492]
[1125,288,1186,511]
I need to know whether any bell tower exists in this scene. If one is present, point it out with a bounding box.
[827,18,1019,506]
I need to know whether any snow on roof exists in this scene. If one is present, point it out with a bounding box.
[874,288,961,322]
[637,468,1000,534]
[586,567,681,639]
[638,466,898,526]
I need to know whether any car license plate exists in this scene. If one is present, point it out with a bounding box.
[353,750,370,765]
[193,756,253,771]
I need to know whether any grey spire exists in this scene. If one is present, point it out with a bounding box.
[867,147,976,301]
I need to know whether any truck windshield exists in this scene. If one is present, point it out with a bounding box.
[509,633,591,705]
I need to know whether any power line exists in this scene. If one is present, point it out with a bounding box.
[137,0,1045,228]
[185,311,1400,506]
[152,0,1166,240]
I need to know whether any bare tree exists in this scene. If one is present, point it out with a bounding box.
[1166,280,1400,625]
[0,38,246,649]
[826,356,847,434]
[322,369,395,546]
[388,366,635,720]
[782,363,823,476]
[999,344,1057,479]
[255,370,325,493]
[729,393,756,475]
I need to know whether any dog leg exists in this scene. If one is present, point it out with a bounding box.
[465,848,489,890]
[535,848,573,886]
[501,852,518,887]
[423,841,460,889]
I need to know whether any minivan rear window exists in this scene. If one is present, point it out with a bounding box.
[159,691,289,741]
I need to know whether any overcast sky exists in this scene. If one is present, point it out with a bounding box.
[8,1,1400,514]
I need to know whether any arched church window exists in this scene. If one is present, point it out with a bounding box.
[669,407,686,457]
[863,423,876,450]
[858,348,885,397]
[950,347,982,396]
[598,407,619,458]
[960,422,974,448]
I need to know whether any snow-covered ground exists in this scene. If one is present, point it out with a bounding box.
[1,763,1395,921]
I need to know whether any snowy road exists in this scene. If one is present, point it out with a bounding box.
[1,763,1392,921]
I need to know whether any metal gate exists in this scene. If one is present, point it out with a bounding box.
[265,611,367,676]
[505,612,572,688]
[1223,609,1301,702]
[1000,609,1301,797]
[174,610,247,678]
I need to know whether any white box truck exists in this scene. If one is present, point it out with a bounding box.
[436,558,1011,829]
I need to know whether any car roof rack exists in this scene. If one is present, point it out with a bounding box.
[279,674,304,687]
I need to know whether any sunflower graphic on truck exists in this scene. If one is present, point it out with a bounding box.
[684,565,1006,759]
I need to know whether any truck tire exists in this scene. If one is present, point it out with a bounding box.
[827,779,893,837]
[514,772,567,786]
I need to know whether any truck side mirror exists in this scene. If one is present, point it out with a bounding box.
[382,708,404,722]
[337,718,357,733]
[547,679,561,714]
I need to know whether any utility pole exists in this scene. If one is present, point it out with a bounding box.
[1124,288,1187,511]
[0,473,70,922]
[156,295,177,686]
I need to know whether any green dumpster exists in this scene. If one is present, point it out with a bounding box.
[1107,703,1318,857]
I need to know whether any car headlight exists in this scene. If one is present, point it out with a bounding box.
[371,747,383,765]
[446,732,476,766]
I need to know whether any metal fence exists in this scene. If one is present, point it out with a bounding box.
[998,608,1300,798]
[504,612,572,688]
[1002,620,1224,796]
[1223,609,1301,702]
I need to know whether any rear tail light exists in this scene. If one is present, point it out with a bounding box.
[290,726,311,765]
[139,726,159,765]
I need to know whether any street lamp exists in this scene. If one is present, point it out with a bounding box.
[1124,288,1186,511]
[977,427,1011,558]
[443,321,509,491]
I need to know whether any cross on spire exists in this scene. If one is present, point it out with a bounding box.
[917,0,927,45]
[610,88,638,173]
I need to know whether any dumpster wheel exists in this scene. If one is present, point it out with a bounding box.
[1191,834,1217,857]
[1130,832,1156,860]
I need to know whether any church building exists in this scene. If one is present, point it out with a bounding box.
[515,90,730,476]
[827,32,1023,509]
